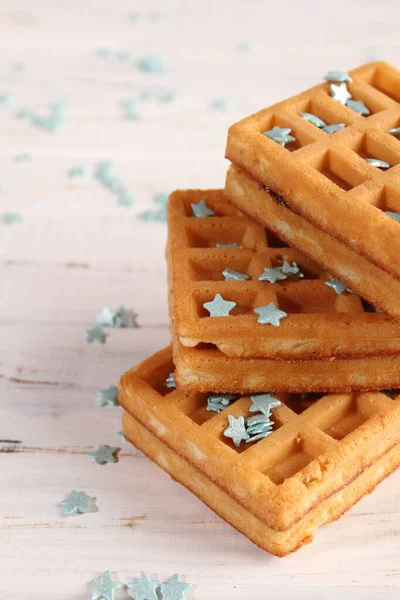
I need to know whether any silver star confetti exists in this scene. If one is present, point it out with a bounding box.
[386,211,400,222]
[159,574,192,600]
[245,413,275,442]
[90,571,122,600]
[249,393,281,416]
[322,123,346,135]
[95,305,118,327]
[203,293,236,317]
[98,385,119,407]
[207,393,239,413]
[191,199,215,217]
[96,305,139,328]
[346,99,370,115]
[300,112,326,128]
[222,268,250,281]
[85,326,108,344]
[254,302,288,326]
[60,490,91,516]
[88,444,120,465]
[281,260,299,276]
[325,278,349,295]
[258,266,287,283]
[216,242,239,248]
[330,82,351,105]
[365,158,390,169]
[388,127,400,137]
[166,372,176,388]
[324,70,352,83]
[224,415,249,447]
[127,571,160,600]
[263,126,296,147]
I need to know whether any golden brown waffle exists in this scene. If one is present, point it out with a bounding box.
[226,61,400,295]
[174,340,400,393]
[119,347,400,556]
[225,165,400,317]
[168,188,400,359]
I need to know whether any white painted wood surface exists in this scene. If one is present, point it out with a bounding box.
[1,1,399,597]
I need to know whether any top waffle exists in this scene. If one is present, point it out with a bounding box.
[226,61,400,282]
[167,188,400,359]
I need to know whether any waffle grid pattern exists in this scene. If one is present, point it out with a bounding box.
[168,189,400,359]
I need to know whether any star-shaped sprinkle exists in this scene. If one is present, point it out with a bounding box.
[324,70,352,83]
[254,303,288,326]
[223,415,249,447]
[98,385,119,407]
[281,260,299,276]
[90,571,122,600]
[88,444,120,465]
[114,306,139,328]
[207,393,238,413]
[388,127,400,137]
[365,158,390,169]
[386,211,400,222]
[191,199,215,217]
[263,126,296,147]
[323,123,346,135]
[300,112,326,128]
[222,268,250,281]
[258,266,287,283]
[60,490,91,516]
[127,571,159,600]
[249,393,282,416]
[160,574,192,600]
[325,278,349,295]
[1,212,23,224]
[85,326,108,344]
[346,99,370,115]
[96,306,118,327]
[68,166,89,178]
[216,242,239,248]
[203,293,236,317]
[330,82,351,105]
[117,430,127,441]
[166,372,176,388]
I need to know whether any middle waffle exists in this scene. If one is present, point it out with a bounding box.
[167,188,400,360]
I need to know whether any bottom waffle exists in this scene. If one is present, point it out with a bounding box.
[174,340,400,393]
[225,165,400,319]
[122,410,400,557]
[118,347,400,546]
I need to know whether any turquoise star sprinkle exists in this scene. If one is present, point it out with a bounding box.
[95,305,139,329]
[258,266,287,283]
[203,293,236,317]
[159,574,192,600]
[98,385,119,407]
[166,372,176,388]
[61,490,91,516]
[224,415,249,447]
[324,70,352,83]
[90,571,122,600]
[95,161,135,207]
[18,102,66,133]
[388,127,400,137]
[254,303,288,326]
[68,166,89,178]
[120,98,140,120]
[138,192,168,222]
[216,242,239,248]
[207,393,239,413]
[346,99,370,115]
[117,430,127,441]
[222,268,250,281]
[322,123,346,135]
[281,261,300,276]
[96,306,118,327]
[386,211,400,222]
[127,572,160,600]
[88,445,120,465]
[249,393,281,416]
[15,152,31,162]
[0,92,13,105]
[300,112,327,128]
[330,82,351,105]
[1,212,23,224]
[365,158,390,169]
[325,278,349,295]
[137,56,165,74]
[191,199,215,217]
[85,326,108,344]
[263,126,296,147]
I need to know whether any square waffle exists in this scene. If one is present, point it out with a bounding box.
[226,61,400,316]
[119,347,400,556]
[168,188,400,359]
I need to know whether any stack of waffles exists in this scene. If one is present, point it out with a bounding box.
[119,61,400,557]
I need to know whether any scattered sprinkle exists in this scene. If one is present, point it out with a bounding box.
[203,293,236,317]
[224,415,249,447]
[388,127,400,137]
[90,571,122,600]
[346,98,370,115]
[281,261,300,276]
[95,161,135,207]
[117,50,130,61]
[117,430,127,441]
[191,199,215,217]
[237,41,253,53]
[249,393,281,416]
[222,268,250,281]
[263,126,296,147]
[211,98,228,111]
[127,571,160,600]
[207,393,239,413]
[254,302,288,326]
[166,372,176,388]
[300,112,326,128]
[1,212,23,224]
[85,325,108,344]
[96,305,139,328]
[88,444,120,465]
[324,70,352,83]
[96,47,113,58]
[258,266,287,283]
[0,93,13,105]
[120,98,140,120]
[159,91,176,103]
[330,82,351,105]
[159,574,192,600]
[138,192,168,222]
[386,211,400,222]
[13,62,26,72]
[60,490,91,516]
[325,278,350,295]
[365,158,390,169]
[216,242,239,248]
[15,152,31,162]
[137,56,165,74]
[323,123,346,134]
[98,385,119,407]
[17,102,66,133]
[68,166,89,178]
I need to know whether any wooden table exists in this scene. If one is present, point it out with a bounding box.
[1,1,399,597]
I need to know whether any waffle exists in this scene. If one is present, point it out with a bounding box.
[226,61,400,310]
[119,347,400,556]
[174,340,400,393]
[225,165,400,317]
[167,188,400,359]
